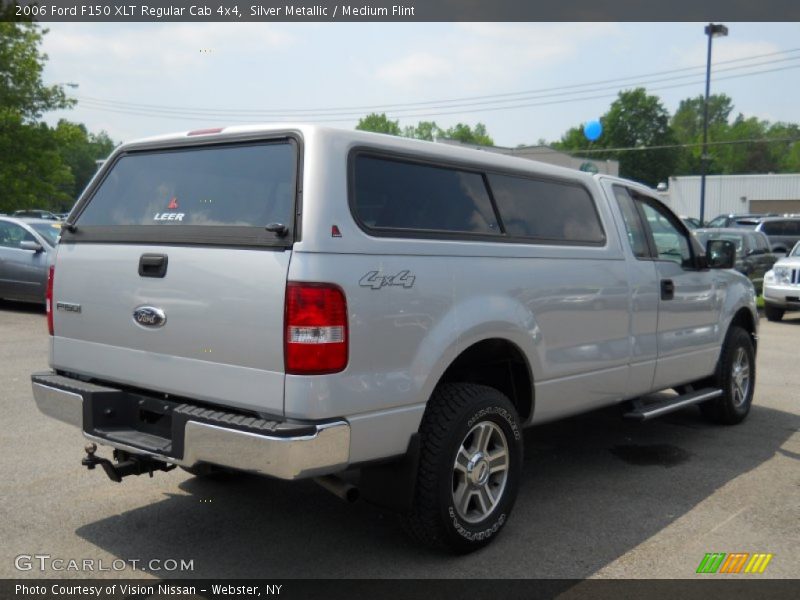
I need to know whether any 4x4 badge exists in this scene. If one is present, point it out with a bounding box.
[359,270,415,290]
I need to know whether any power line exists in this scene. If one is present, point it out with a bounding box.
[72,62,800,123]
[537,136,800,156]
[73,54,800,119]
[69,48,800,118]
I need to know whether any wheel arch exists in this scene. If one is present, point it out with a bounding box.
[728,306,758,355]
[435,337,535,423]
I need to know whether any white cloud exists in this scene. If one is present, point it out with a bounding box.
[43,23,295,82]
[672,40,781,68]
[376,53,452,87]
[373,23,619,93]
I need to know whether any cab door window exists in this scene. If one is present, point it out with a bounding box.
[638,202,693,267]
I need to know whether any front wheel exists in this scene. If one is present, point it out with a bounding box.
[404,383,523,553]
[700,326,755,425]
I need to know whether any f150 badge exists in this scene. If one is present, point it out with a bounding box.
[133,306,167,328]
[359,270,416,290]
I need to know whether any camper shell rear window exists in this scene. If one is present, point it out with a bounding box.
[64,138,299,247]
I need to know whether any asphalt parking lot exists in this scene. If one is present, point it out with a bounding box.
[1,300,798,579]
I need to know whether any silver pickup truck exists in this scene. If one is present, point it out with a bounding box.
[32,125,757,553]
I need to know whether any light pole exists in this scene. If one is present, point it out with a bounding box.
[699,23,728,224]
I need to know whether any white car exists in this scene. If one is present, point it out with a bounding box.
[763,241,800,321]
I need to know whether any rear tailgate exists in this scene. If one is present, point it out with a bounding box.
[51,137,299,416]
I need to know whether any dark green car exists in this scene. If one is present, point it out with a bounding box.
[695,228,779,294]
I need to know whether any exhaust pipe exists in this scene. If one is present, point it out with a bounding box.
[314,474,359,503]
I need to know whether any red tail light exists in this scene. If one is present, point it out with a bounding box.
[285,282,348,375]
[46,265,55,335]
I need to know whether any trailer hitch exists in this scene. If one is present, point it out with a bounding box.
[81,443,176,482]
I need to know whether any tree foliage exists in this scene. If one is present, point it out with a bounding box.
[357,113,494,146]
[554,88,800,184]
[0,21,114,213]
[554,88,677,187]
[0,21,74,121]
[52,120,116,203]
[355,113,402,136]
[670,95,800,176]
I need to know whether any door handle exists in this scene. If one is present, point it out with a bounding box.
[661,279,675,301]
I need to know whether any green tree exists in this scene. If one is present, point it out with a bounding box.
[0,114,73,212]
[356,115,495,147]
[0,21,74,121]
[0,21,78,212]
[555,88,678,186]
[52,120,116,206]
[671,94,733,174]
[441,122,494,146]
[356,113,402,136]
[403,120,440,141]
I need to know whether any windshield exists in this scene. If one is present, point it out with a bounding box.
[29,222,61,247]
[791,243,800,257]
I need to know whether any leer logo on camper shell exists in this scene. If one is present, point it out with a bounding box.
[696,553,774,574]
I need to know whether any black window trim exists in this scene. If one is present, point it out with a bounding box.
[61,133,303,249]
[347,146,607,247]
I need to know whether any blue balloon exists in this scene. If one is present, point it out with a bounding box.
[584,120,603,141]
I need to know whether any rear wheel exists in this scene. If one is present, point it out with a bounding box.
[700,326,755,425]
[404,383,523,553]
[764,304,784,322]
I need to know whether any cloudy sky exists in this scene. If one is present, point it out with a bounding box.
[40,22,800,147]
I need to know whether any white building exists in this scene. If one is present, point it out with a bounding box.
[663,173,800,219]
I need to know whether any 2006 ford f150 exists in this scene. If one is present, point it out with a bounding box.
[32,124,757,552]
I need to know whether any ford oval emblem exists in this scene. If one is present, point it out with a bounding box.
[133,306,167,328]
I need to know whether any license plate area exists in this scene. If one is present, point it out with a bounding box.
[85,390,178,455]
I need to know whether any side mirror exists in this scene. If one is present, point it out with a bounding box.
[706,239,736,269]
[19,240,44,253]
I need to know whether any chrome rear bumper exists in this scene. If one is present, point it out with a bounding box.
[31,373,350,480]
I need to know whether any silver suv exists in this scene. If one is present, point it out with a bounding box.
[31,125,758,552]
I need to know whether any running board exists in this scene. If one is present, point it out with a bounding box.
[624,388,723,421]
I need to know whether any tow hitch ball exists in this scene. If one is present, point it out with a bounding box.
[81,443,176,483]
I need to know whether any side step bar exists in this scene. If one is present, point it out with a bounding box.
[624,388,723,421]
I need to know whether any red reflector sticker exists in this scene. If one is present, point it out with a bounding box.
[331,225,342,238]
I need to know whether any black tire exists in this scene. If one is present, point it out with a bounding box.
[403,383,523,553]
[764,304,784,322]
[700,327,755,425]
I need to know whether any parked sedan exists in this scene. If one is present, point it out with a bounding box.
[681,216,702,229]
[12,209,62,221]
[694,228,779,294]
[763,241,800,321]
[0,217,60,304]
